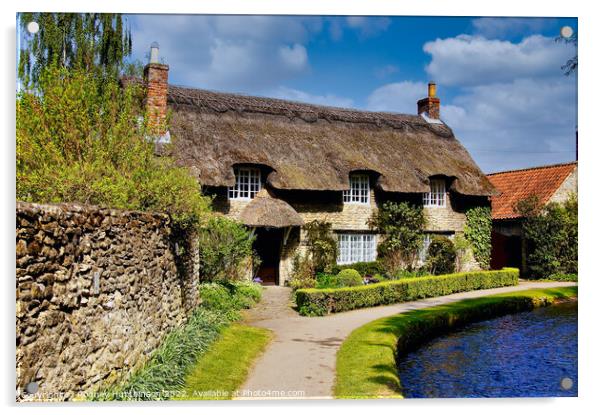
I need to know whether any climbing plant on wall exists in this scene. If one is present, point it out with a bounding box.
[303,220,338,273]
[464,206,492,269]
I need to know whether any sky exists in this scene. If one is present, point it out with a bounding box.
[126,15,578,173]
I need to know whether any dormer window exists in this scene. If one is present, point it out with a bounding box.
[228,167,261,200]
[344,174,370,205]
[423,178,446,207]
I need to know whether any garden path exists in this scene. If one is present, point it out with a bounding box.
[237,281,576,400]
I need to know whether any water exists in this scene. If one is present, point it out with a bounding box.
[397,302,578,398]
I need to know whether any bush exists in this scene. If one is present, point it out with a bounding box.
[288,254,316,290]
[335,269,364,287]
[425,236,456,275]
[393,268,429,280]
[518,195,577,278]
[16,68,211,230]
[295,268,519,316]
[304,220,338,273]
[198,281,263,318]
[198,217,255,282]
[464,207,492,269]
[330,261,385,277]
[548,273,578,282]
[368,201,426,273]
[316,272,338,289]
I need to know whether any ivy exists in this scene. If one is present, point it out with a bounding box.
[464,206,492,269]
[303,220,338,273]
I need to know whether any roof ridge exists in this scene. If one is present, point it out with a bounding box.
[487,161,577,176]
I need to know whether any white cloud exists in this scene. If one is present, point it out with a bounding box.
[269,86,354,108]
[366,81,427,114]
[471,17,558,39]
[374,64,399,79]
[129,15,318,92]
[424,34,575,86]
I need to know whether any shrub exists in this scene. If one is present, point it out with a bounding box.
[368,201,426,273]
[425,236,456,275]
[464,206,492,269]
[288,253,316,290]
[295,268,519,316]
[198,281,263,320]
[316,272,338,289]
[330,261,385,277]
[548,273,578,282]
[198,217,255,282]
[304,220,338,273]
[335,269,364,287]
[517,195,577,278]
[16,68,211,230]
[393,268,429,280]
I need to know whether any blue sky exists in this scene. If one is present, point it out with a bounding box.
[127,14,577,173]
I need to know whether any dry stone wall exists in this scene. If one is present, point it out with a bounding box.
[15,202,199,401]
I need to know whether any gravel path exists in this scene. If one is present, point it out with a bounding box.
[237,281,576,400]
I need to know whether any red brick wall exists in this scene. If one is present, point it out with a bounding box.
[144,63,169,136]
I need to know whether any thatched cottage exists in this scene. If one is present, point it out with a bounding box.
[138,44,497,285]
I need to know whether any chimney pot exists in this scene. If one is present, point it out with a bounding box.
[418,82,440,120]
[150,41,160,64]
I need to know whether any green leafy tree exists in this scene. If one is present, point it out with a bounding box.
[425,236,456,275]
[464,206,492,269]
[18,13,132,86]
[17,67,210,229]
[368,201,426,273]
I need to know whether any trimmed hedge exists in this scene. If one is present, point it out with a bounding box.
[296,268,519,316]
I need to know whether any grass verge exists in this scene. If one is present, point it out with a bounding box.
[334,286,577,399]
[178,323,272,400]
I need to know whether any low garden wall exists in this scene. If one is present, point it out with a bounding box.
[16,201,199,401]
[334,286,578,398]
[295,268,519,316]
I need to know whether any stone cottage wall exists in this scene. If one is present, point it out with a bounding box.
[15,202,199,401]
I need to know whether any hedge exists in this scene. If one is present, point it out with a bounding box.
[295,268,519,316]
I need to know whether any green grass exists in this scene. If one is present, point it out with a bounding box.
[178,323,272,400]
[334,286,577,399]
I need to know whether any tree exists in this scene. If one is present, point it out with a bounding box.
[556,32,577,76]
[17,68,210,229]
[303,220,338,273]
[368,201,426,273]
[18,13,132,86]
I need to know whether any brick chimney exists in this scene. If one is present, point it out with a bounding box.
[144,42,169,138]
[417,81,440,120]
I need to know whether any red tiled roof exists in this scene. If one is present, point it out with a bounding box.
[487,162,577,219]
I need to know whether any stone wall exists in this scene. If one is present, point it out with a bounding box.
[549,167,578,205]
[16,202,199,401]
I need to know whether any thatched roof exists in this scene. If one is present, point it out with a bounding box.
[239,191,304,228]
[165,84,497,196]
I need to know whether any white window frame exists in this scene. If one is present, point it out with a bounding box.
[343,174,370,205]
[423,178,446,207]
[228,167,262,200]
[337,233,377,264]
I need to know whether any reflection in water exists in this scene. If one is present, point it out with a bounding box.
[397,302,577,398]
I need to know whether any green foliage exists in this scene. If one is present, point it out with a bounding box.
[464,206,492,269]
[95,282,262,400]
[303,220,338,273]
[315,272,338,289]
[452,234,472,272]
[335,269,364,287]
[295,268,519,316]
[288,253,317,290]
[520,195,578,278]
[330,261,385,277]
[18,13,133,86]
[16,68,210,229]
[369,201,426,273]
[425,236,456,275]
[393,268,429,280]
[334,286,577,398]
[198,217,255,282]
[548,273,578,282]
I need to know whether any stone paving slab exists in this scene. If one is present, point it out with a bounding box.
[237,281,577,400]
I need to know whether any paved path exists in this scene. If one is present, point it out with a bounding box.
[238,281,576,400]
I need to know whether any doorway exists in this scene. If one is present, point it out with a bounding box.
[253,227,284,285]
